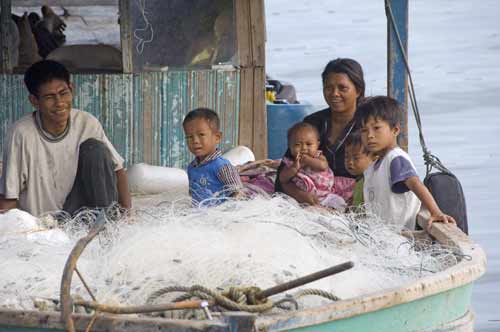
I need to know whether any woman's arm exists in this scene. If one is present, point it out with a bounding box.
[300,154,329,172]
[279,154,301,183]
[279,164,299,184]
[280,181,319,206]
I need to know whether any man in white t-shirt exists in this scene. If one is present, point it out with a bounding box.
[0,60,131,217]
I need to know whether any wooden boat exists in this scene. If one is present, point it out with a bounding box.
[0,0,486,331]
[0,214,486,332]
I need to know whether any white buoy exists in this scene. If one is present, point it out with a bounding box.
[0,209,39,236]
[127,163,189,195]
[0,209,69,244]
[222,146,255,166]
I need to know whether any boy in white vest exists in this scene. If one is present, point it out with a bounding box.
[355,96,455,231]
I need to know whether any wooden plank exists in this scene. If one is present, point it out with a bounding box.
[0,0,12,73]
[235,0,254,150]
[119,0,133,73]
[0,309,228,332]
[234,0,252,67]
[235,0,267,157]
[256,222,485,331]
[13,0,117,5]
[416,210,471,248]
[249,0,265,67]
[238,67,254,150]
[252,66,267,159]
[141,73,153,164]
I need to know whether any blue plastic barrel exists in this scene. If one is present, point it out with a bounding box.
[266,103,317,159]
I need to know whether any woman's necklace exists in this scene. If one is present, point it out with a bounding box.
[325,121,355,168]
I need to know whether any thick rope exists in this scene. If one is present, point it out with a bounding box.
[292,288,341,301]
[146,285,341,315]
[147,285,274,313]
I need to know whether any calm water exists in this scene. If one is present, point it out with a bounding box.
[265,0,500,330]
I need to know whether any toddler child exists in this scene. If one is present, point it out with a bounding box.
[183,108,242,206]
[355,96,455,230]
[279,122,346,210]
[344,130,377,207]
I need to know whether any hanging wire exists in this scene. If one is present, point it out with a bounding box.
[133,0,154,54]
[384,0,452,176]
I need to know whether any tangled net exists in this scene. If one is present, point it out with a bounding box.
[0,195,460,317]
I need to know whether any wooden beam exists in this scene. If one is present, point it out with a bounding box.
[119,0,133,73]
[252,66,266,159]
[0,0,12,73]
[238,67,254,149]
[12,0,117,5]
[249,0,265,67]
[387,0,409,151]
[235,0,267,159]
[235,0,252,68]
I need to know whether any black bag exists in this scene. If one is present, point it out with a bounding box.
[424,171,468,234]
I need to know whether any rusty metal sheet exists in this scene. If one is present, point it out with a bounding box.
[0,69,239,169]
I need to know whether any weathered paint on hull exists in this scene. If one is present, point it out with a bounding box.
[0,70,239,169]
[283,285,473,332]
[0,285,476,332]
[0,220,486,332]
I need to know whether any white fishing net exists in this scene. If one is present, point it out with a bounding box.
[0,195,459,313]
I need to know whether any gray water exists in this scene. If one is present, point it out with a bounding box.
[265,0,500,330]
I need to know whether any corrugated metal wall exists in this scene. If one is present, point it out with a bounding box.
[0,69,240,168]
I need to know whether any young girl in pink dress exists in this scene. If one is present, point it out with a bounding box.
[279,122,346,210]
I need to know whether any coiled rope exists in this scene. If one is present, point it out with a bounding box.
[146,284,341,314]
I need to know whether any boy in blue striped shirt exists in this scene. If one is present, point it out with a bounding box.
[183,108,242,206]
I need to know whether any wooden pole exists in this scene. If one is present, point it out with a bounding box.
[257,261,353,299]
[235,0,267,159]
[0,0,12,73]
[387,0,409,151]
[119,0,133,73]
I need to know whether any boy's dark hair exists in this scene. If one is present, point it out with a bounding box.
[183,107,220,131]
[287,121,319,143]
[321,58,365,103]
[355,96,402,129]
[24,60,71,97]
[345,130,370,154]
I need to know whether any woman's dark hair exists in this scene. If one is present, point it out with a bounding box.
[321,58,365,103]
[24,60,71,97]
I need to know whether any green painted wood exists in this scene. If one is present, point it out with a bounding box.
[0,284,473,332]
[0,69,239,169]
[280,284,473,332]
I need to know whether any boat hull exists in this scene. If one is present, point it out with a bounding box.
[0,214,486,332]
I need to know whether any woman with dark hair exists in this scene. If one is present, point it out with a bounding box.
[275,58,365,205]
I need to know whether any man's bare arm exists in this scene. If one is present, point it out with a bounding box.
[116,169,131,209]
[0,195,17,212]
